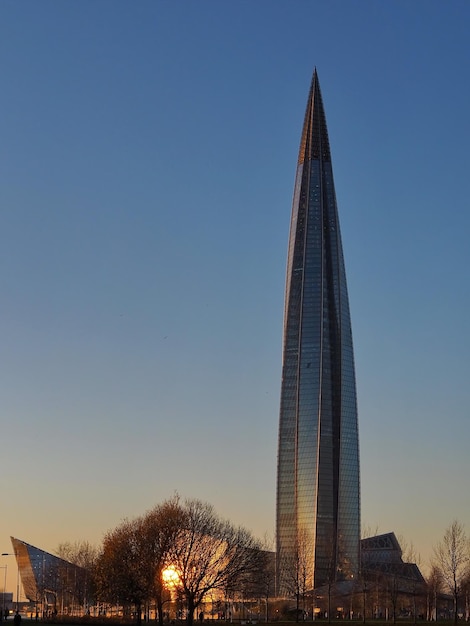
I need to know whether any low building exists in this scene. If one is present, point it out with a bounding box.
[11,537,89,616]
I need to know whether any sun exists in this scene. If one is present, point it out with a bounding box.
[162,566,180,587]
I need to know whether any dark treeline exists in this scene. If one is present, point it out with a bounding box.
[55,510,469,626]
[60,496,269,626]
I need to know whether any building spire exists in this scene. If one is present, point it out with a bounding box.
[298,68,331,165]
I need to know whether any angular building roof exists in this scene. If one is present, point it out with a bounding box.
[11,537,88,606]
[361,532,425,583]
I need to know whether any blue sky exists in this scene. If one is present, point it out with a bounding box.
[1,0,469,592]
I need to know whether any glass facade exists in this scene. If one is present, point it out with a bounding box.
[11,537,89,614]
[276,70,360,593]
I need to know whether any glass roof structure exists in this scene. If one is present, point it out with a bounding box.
[11,537,88,613]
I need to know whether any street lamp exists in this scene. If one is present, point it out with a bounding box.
[1,553,20,613]
[0,565,7,618]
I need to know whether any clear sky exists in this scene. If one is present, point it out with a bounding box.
[1,0,469,594]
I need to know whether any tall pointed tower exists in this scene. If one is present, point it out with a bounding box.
[276,70,360,593]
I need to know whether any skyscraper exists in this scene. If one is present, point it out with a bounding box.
[276,70,360,593]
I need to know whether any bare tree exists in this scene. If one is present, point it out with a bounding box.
[462,570,470,622]
[277,528,313,621]
[94,497,263,626]
[397,536,422,623]
[95,518,148,623]
[426,563,443,621]
[388,575,399,625]
[54,541,98,613]
[433,520,470,624]
[56,541,98,569]
[361,524,380,539]
[166,498,263,626]
[258,535,276,623]
[140,497,184,626]
[397,535,421,566]
[359,563,373,624]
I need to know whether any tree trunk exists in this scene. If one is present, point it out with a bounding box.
[156,596,164,626]
[187,596,195,626]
